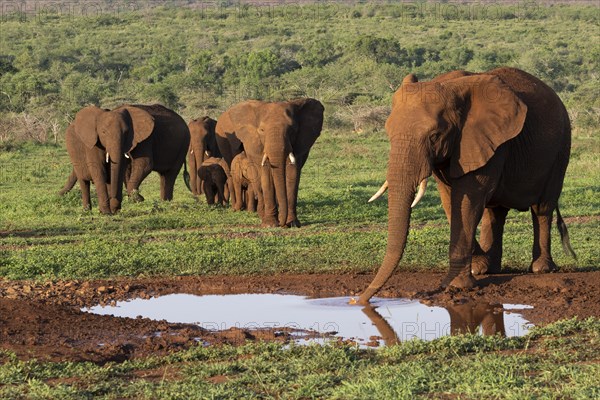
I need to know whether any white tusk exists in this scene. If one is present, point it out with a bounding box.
[124,153,130,159]
[368,180,388,203]
[191,150,194,154]
[105,153,110,163]
[288,152,296,165]
[261,153,268,166]
[411,179,428,208]
[205,151,210,157]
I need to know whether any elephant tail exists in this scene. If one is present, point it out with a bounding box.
[58,169,77,196]
[183,160,192,192]
[556,207,577,260]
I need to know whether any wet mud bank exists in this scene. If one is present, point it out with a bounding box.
[1,272,599,363]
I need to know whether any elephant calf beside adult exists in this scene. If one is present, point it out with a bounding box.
[198,157,231,206]
[215,98,324,227]
[358,67,576,304]
[61,104,190,214]
[231,151,259,213]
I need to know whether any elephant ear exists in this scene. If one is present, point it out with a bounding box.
[74,106,104,149]
[121,106,155,152]
[447,75,527,178]
[289,98,324,159]
[228,101,264,155]
[198,165,210,181]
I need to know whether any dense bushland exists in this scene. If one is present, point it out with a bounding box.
[0,1,598,146]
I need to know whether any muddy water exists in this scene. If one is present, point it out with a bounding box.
[85,294,533,347]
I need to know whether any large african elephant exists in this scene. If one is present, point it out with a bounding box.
[63,106,150,214]
[357,67,576,304]
[215,98,324,227]
[188,116,220,196]
[117,104,190,202]
[61,104,190,211]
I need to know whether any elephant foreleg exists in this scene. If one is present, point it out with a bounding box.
[204,182,215,205]
[88,162,111,214]
[247,184,257,213]
[127,157,152,201]
[472,206,509,275]
[530,203,558,273]
[233,179,244,211]
[217,189,225,206]
[443,181,487,290]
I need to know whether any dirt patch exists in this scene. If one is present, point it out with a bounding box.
[1,271,599,363]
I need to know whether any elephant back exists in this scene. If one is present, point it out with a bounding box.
[129,104,191,171]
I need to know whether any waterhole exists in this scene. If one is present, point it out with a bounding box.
[85,294,533,347]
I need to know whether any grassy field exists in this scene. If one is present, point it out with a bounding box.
[0,133,598,280]
[1,1,599,398]
[1,319,599,398]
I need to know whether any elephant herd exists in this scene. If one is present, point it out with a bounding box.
[59,67,576,302]
[60,98,324,228]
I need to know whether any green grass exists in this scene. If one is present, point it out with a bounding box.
[0,318,598,399]
[0,3,599,398]
[1,132,598,280]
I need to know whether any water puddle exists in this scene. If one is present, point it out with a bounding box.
[85,294,533,347]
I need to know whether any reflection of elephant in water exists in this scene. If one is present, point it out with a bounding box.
[231,151,259,213]
[198,157,230,206]
[446,302,505,336]
[361,301,506,345]
[188,116,220,196]
[358,67,576,304]
[216,98,324,227]
[60,104,191,211]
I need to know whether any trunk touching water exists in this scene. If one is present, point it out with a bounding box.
[358,184,415,304]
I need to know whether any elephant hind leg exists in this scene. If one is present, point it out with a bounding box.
[160,172,178,201]
[472,206,509,275]
[530,203,558,273]
[78,179,92,211]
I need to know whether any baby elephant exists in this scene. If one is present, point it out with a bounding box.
[231,151,259,213]
[198,157,230,206]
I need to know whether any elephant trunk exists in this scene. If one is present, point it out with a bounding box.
[270,151,288,227]
[357,151,428,304]
[261,134,291,227]
[357,184,414,304]
[195,142,206,195]
[108,146,125,213]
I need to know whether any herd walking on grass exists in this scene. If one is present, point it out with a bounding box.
[57,67,577,303]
